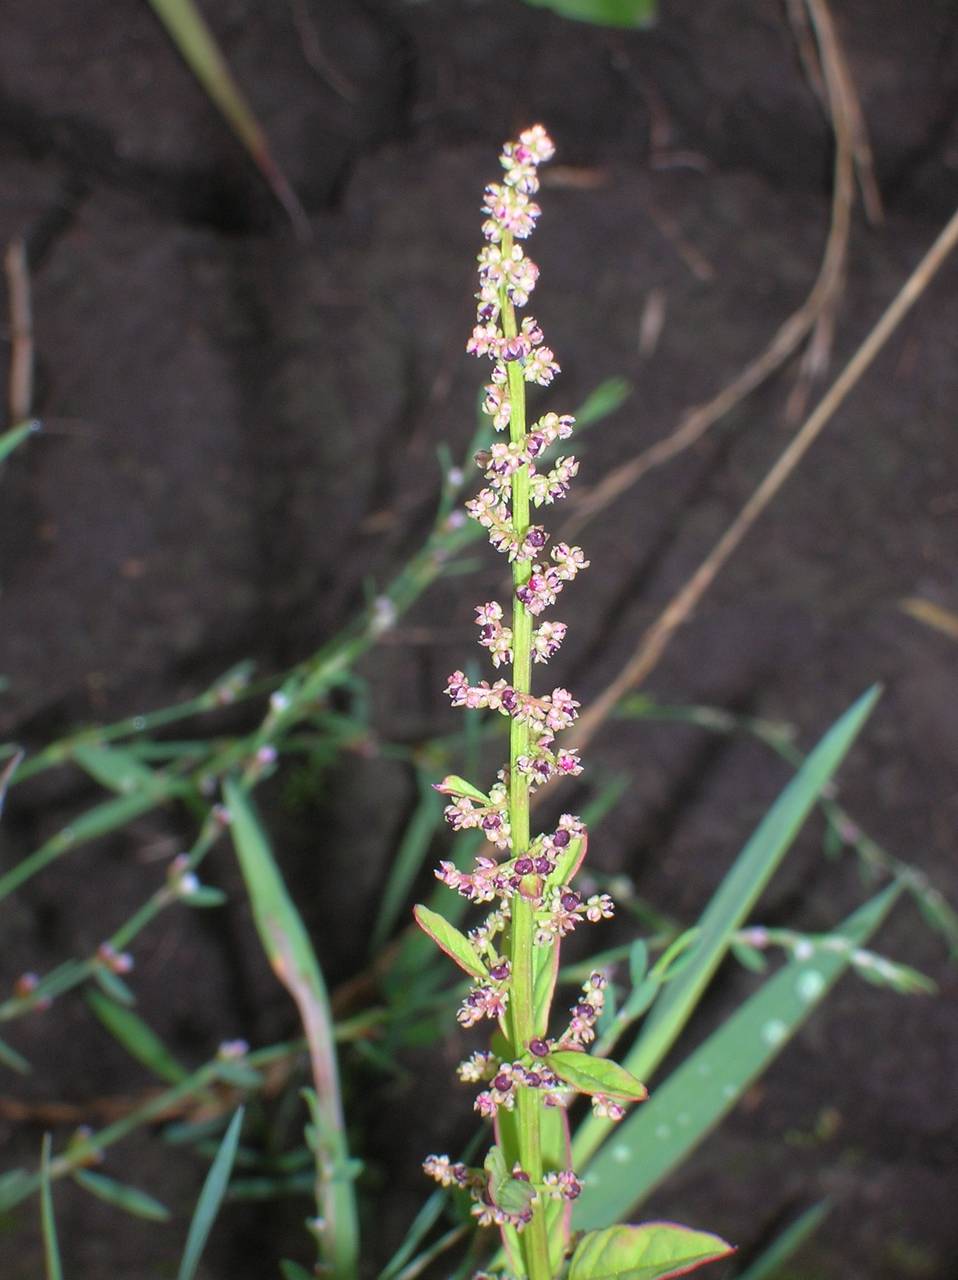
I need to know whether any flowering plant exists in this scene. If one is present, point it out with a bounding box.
[414,127,733,1280]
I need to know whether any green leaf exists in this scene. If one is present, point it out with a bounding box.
[628,941,649,989]
[73,1168,170,1221]
[616,687,880,1091]
[177,1107,244,1280]
[371,775,443,952]
[71,744,164,795]
[569,1223,733,1280]
[0,748,24,819]
[0,1033,31,1074]
[0,418,40,464]
[533,941,560,1037]
[575,377,633,427]
[92,965,136,1006]
[484,1146,535,1218]
[521,0,657,29]
[225,780,358,1280]
[413,904,489,980]
[0,1168,38,1212]
[572,883,901,1226]
[180,885,228,908]
[86,990,188,1084]
[432,775,491,804]
[40,1135,64,1280]
[144,0,308,237]
[547,1050,648,1101]
[734,1199,831,1280]
[280,1263,316,1280]
[0,789,172,903]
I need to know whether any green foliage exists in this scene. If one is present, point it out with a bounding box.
[520,0,657,29]
[73,1168,171,1222]
[568,1223,733,1280]
[414,903,490,979]
[177,1107,244,1280]
[86,991,189,1084]
[546,1050,648,1101]
[39,1136,64,1280]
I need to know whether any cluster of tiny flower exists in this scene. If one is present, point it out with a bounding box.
[425,127,626,1240]
[444,673,581,734]
[435,815,586,904]
[442,778,512,850]
[558,972,608,1047]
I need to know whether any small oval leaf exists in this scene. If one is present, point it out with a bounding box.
[546,1050,647,1101]
[569,1222,734,1280]
[413,904,489,979]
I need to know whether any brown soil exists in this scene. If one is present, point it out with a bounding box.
[1,2,957,1277]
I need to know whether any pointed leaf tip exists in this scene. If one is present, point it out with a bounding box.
[413,904,489,979]
[569,1222,734,1280]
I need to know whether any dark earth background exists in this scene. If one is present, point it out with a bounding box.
[1,0,957,1277]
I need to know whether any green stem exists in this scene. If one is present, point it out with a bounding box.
[501,238,552,1280]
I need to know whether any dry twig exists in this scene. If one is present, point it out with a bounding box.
[567,203,958,758]
[4,238,33,425]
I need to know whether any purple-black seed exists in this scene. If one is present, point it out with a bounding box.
[576,1003,594,1018]
[561,892,581,912]
[482,813,501,830]
[489,963,510,981]
[534,856,552,874]
[515,857,534,875]
[493,1073,512,1092]
[552,829,571,848]
[479,623,496,641]
[529,1039,549,1058]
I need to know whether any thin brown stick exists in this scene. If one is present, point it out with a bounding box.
[4,238,33,425]
[566,202,958,758]
[805,0,884,225]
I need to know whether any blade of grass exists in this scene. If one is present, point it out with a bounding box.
[577,685,879,1172]
[86,990,189,1085]
[177,1106,244,1280]
[733,1199,832,1280]
[73,1168,170,1222]
[40,1135,64,1280]
[226,779,359,1280]
[144,0,309,238]
[0,418,39,464]
[572,882,901,1226]
[371,770,443,954]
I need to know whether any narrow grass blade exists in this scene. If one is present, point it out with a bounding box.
[0,1033,30,1073]
[145,0,309,238]
[72,744,166,795]
[40,1135,64,1280]
[372,774,443,952]
[734,1200,832,1280]
[177,1106,244,1280]
[574,377,632,427]
[615,687,879,1103]
[0,748,24,818]
[0,1168,37,1212]
[572,883,900,1226]
[73,1167,170,1221]
[0,788,176,903]
[86,990,189,1084]
[226,780,358,1280]
[0,418,40,464]
[521,0,657,28]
